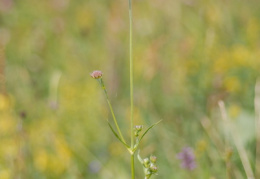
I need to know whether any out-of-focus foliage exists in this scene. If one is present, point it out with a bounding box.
[1,0,260,178]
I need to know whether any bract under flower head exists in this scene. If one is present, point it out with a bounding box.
[90,70,103,79]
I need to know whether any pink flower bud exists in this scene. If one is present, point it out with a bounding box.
[90,70,103,79]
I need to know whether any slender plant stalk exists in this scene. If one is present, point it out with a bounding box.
[99,79,126,143]
[129,0,134,148]
[255,79,260,178]
[128,0,135,178]
[128,0,135,179]
[131,154,135,178]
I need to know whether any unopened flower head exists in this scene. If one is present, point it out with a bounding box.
[149,164,158,173]
[134,125,143,137]
[150,155,157,163]
[177,147,196,171]
[135,125,143,131]
[90,70,103,79]
[143,158,150,168]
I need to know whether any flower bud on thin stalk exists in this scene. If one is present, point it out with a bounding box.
[91,70,126,144]
[134,125,143,137]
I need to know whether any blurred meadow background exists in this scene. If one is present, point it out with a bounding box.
[1,0,260,178]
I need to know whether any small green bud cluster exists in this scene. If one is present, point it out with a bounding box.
[142,155,158,179]
[134,125,143,137]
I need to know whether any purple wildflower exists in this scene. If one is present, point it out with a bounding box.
[177,147,196,170]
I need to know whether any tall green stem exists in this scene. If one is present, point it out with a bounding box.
[99,79,126,143]
[131,154,135,179]
[128,0,135,178]
[129,0,133,148]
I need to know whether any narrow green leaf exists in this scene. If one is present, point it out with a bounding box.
[107,121,130,149]
[139,120,162,143]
